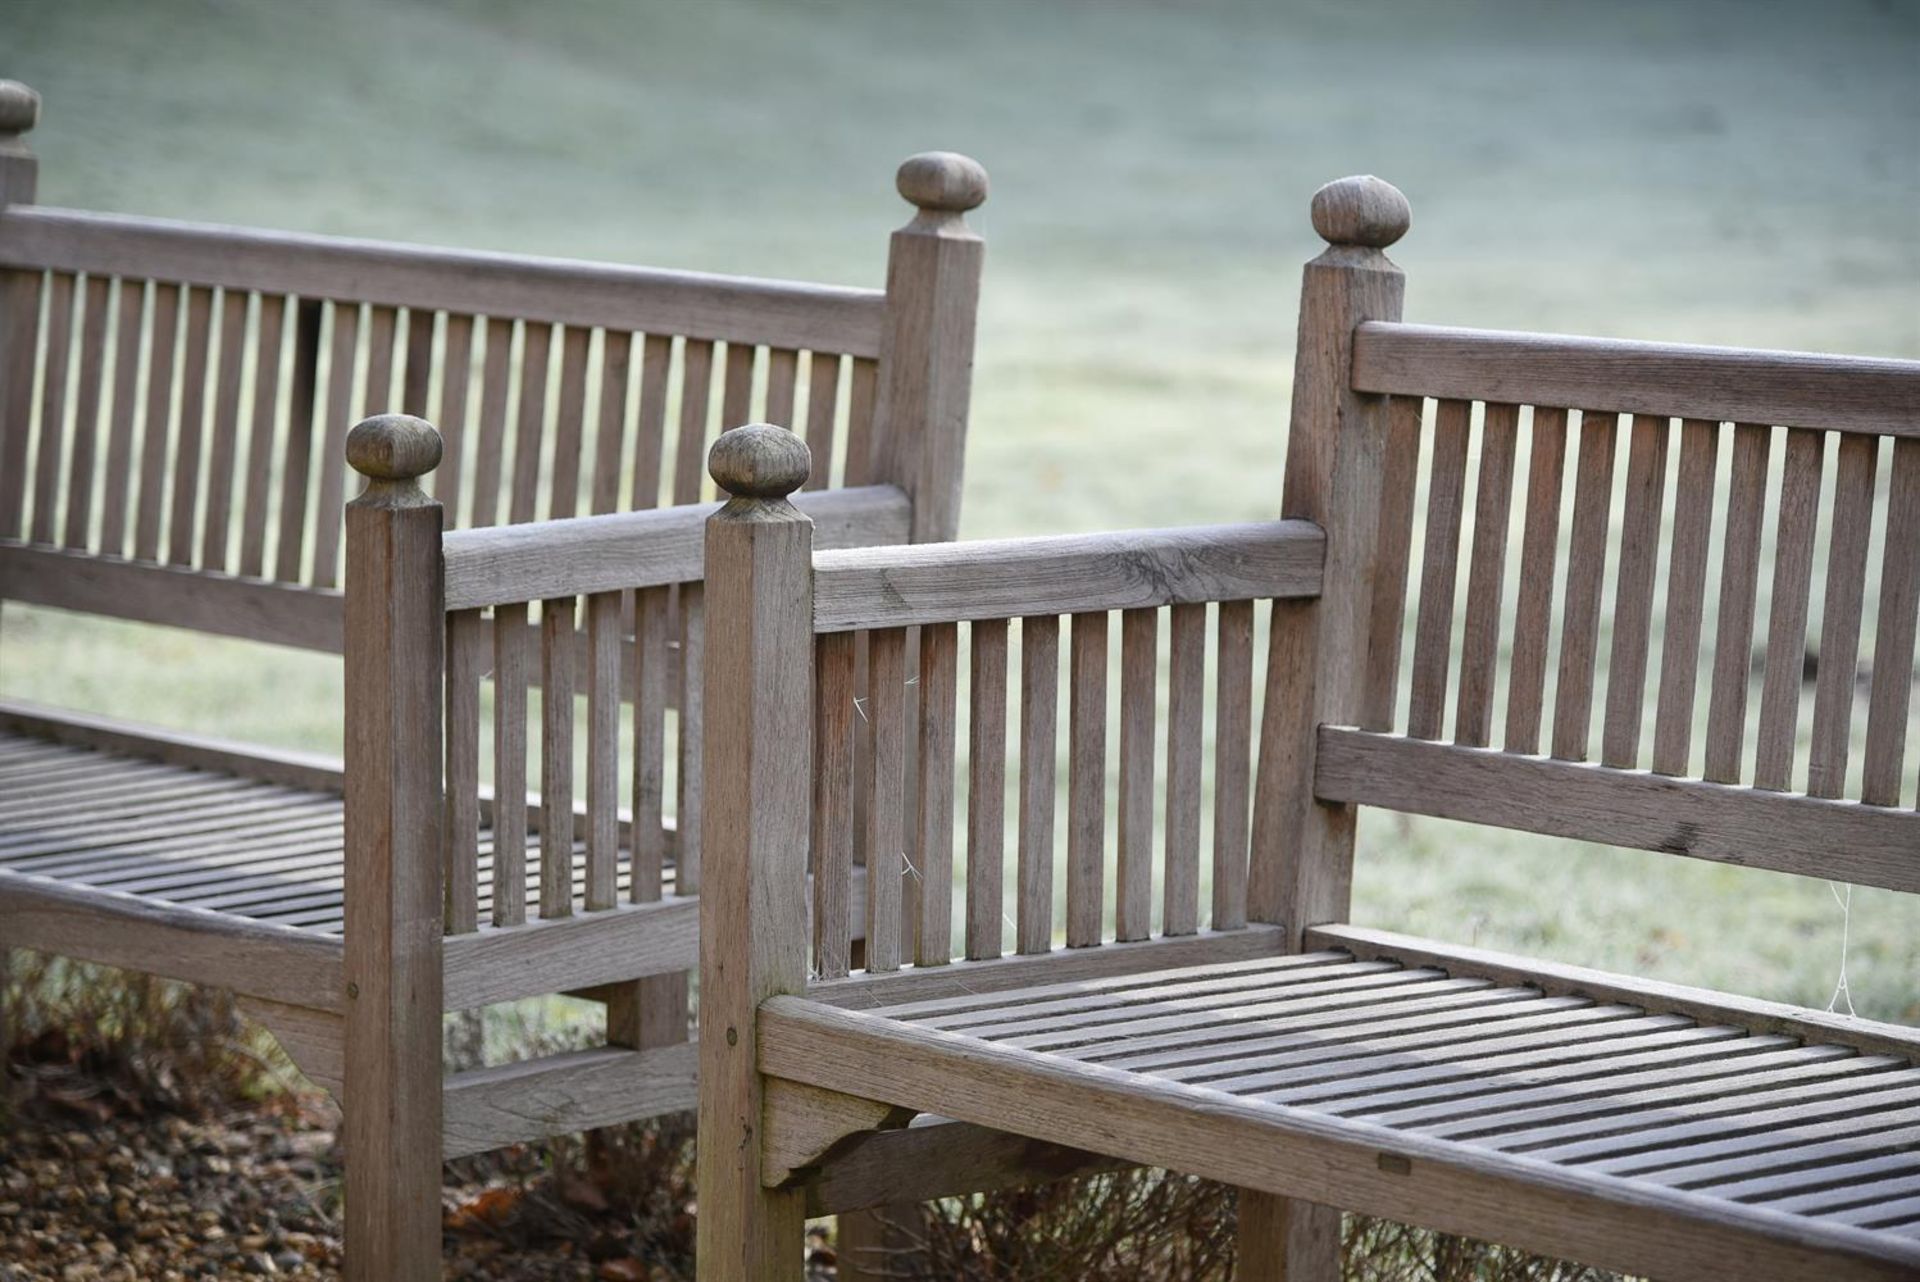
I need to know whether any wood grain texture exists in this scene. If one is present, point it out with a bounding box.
[1406,398,1472,740]
[273,300,323,582]
[584,590,621,911]
[965,618,1008,961]
[1065,611,1109,949]
[1549,410,1618,762]
[28,272,73,547]
[1211,600,1254,931]
[309,301,357,586]
[98,278,146,556]
[443,609,484,935]
[539,596,575,918]
[1116,608,1157,943]
[62,273,110,550]
[1862,437,1920,807]
[441,897,696,1010]
[812,520,1323,632]
[0,269,41,539]
[1600,414,1670,768]
[1315,728,1920,893]
[802,350,840,491]
[913,623,958,966]
[548,325,589,520]
[509,321,551,526]
[1754,428,1825,791]
[469,317,511,529]
[1360,396,1425,732]
[1162,604,1204,936]
[631,334,670,510]
[1704,424,1773,784]
[632,585,670,904]
[1352,321,1920,438]
[238,292,286,575]
[199,288,247,569]
[491,602,529,928]
[1016,615,1060,955]
[813,631,856,979]
[1453,402,1519,747]
[1806,434,1879,800]
[590,329,630,516]
[442,1041,697,1159]
[1,206,886,355]
[1651,418,1720,776]
[803,1118,1125,1216]
[1502,407,1568,754]
[864,627,907,972]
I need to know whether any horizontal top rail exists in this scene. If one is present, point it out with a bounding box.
[1351,322,1920,437]
[810,519,1324,632]
[443,484,910,610]
[0,206,887,355]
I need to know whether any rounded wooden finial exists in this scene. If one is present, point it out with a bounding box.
[1310,175,1411,249]
[346,414,442,483]
[897,151,989,213]
[709,424,811,500]
[0,82,40,136]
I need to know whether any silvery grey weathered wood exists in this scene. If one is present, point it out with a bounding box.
[0,206,886,356]
[441,484,909,609]
[1600,414,1670,769]
[813,631,857,979]
[442,1041,697,1159]
[1806,434,1879,799]
[492,601,529,928]
[443,609,484,935]
[1406,397,1470,741]
[1162,603,1203,936]
[1454,401,1519,748]
[1704,423,1773,784]
[0,699,344,792]
[63,274,110,550]
[1754,427,1825,791]
[1315,728,1920,893]
[1862,438,1920,808]
[863,626,907,972]
[98,279,146,556]
[812,520,1323,632]
[441,897,696,1010]
[1211,600,1254,930]
[1016,615,1060,954]
[29,271,74,547]
[966,617,1009,961]
[1352,321,1920,437]
[1065,611,1109,948]
[1549,410,1617,763]
[1116,608,1157,943]
[803,1117,1125,1216]
[914,622,959,967]
[1360,395,1424,732]
[539,595,575,919]
[1651,417,1720,776]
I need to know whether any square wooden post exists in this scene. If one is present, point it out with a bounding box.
[0,81,39,554]
[698,425,816,1280]
[1242,176,1412,1282]
[343,414,446,1281]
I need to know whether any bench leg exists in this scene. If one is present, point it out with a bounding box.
[1238,1191,1340,1282]
[342,1008,444,1280]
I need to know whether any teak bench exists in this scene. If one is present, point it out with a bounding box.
[694,178,1920,1280]
[0,80,988,1277]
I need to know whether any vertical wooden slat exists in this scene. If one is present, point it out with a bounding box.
[165,284,213,565]
[1405,397,1472,740]
[865,627,908,971]
[721,341,756,429]
[491,602,529,927]
[765,347,799,430]
[1651,418,1720,777]
[1806,435,1879,799]
[0,270,42,540]
[549,325,589,520]
[1016,615,1060,954]
[585,590,621,911]
[362,305,398,416]
[509,321,551,525]
[813,630,857,979]
[965,617,1008,960]
[914,622,958,966]
[199,289,248,569]
[632,584,671,902]
[1162,603,1204,936]
[1455,401,1520,746]
[468,317,513,528]
[1117,607,1157,942]
[843,357,879,487]
[674,339,715,505]
[1600,414,1671,768]
[29,272,74,545]
[1862,437,1920,807]
[1066,610,1109,949]
[540,595,576,918]
[272,299,322,583]
[133,283,181,562]
[677,583,706,894]
[1361,396,1425,731]
[1212,599,1254,931]
[591,330,632,515]
[63,274,111,549]
[309,302,360,586]
[1549,409,1619,761]
[1704,423,1773,784]
[631,333,670,510]
[444,609,484,935]
[238,293,285,576]
[434,313,474,524]
[802,351,840,491]
[1503,407,1568,754]
[400,309,433,417]
[1753,428,1826,791]
[98,278,145,556]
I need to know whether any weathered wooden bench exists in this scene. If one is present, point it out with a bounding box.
[0,78,987,1277]
[694,176,1920,1280]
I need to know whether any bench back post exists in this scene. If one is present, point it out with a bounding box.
[696,425,816,1274]
[871,152,988,542]
[0,82,39,546]
[1249,177,1410,939]
[0,81,37,208]
[341,414,446,1279]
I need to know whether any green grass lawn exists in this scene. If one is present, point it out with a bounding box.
[6,0,1918,1022]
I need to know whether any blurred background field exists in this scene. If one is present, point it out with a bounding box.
[6,0,1918,1033]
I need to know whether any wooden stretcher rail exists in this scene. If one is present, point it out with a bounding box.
[441,896,697,1010]
[0,541,344,652]
[810,519,1325,632]
[1315,728,1920,894]
[442,484,912,610]
[441,1040,699,1159]
[1350,322,1920,438]
[0,206,887,355]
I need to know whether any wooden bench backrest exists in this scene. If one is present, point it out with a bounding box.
[0,86,986,654]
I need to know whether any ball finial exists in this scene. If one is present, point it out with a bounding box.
[346,414,442,483]
[709,425,811,500]
[896,152,989,214]
[1310,175,1410,250]
[0,82,40,136]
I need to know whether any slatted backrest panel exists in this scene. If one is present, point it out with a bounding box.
[1329,323,1920,887]
[0,263,881,589]
[800,520,1325,977]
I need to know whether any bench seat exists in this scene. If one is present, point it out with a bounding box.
[759,933,1920,1280]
